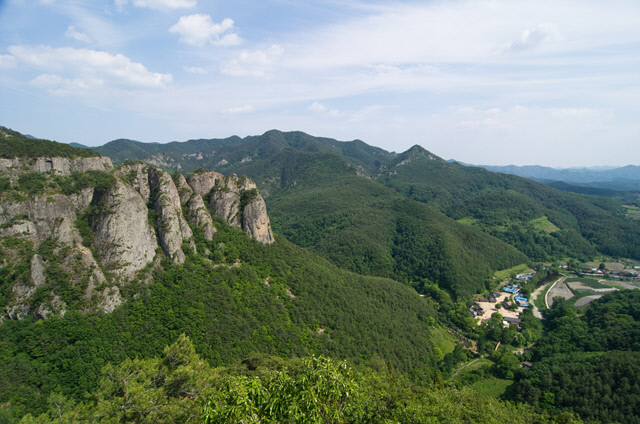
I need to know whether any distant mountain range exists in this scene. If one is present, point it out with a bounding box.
[467,163,640,193]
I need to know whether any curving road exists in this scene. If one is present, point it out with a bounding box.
[530,276,566,319]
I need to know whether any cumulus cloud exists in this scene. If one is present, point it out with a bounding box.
[506,22,564,52]
[6,45,172,94]
[169,14,240,46]
[116,0,196,10]
[220,45,283,77]
[65,25,92,43]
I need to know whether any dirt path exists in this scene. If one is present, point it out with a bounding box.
[546,277,572,308]
[452,358,480,378]
[530,276,564,319]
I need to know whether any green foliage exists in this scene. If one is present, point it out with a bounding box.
[55,170,116,195]
[203,355,358,424]
[263,150,525,299]
[0,222,440,421]
[17,173,49,195]
[0,127,100,159]
[379,150,640,261]
[17,335,580,424]
[512,291,640,423]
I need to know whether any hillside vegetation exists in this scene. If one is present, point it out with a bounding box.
[257,150,526,299]
[510,291,640,423]
[0,216,441,420]
[15,334,582,424]
[378,146,640,261]
[0,127,100,159]
[95,130,640,265]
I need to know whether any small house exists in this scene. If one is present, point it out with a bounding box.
[504,317,521,325]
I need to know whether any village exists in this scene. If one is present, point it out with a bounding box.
[470,272,535,328]
[472,262,640,330]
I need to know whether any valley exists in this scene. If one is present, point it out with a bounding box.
[1,126,640,423]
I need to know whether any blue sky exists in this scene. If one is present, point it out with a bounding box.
[1,0,639,167]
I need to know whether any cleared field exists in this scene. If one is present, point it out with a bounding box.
[430,326,457,355]
[547,281,573,307]
[530,216,560,233]
[470,376,513,398]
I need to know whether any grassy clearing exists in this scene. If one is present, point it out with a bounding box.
[470,376,514,398]
[430,326,457,355]
[494,264,529,281]
[456,217,478,226]
[530,216,560,233]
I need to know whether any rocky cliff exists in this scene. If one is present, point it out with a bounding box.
[0,156,274,323]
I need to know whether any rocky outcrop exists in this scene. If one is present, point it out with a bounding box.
[0,156,113,180]
[175,174,216,240]
[148,168,192,264]
[92,178,158,278]
[188,171,274,244]
[117,162,151,203]
[0,154,274,323]
[186,170,223,197]
[242,195,274,244]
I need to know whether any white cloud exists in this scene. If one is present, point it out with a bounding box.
[117,0,196,10]
[308,102,326,112]
[220,45,283,77]
[308,101,340,116]
[222,105,254,114]
[506,22,564,52]
[65,25,92,43]
[7,45,172,93]
[183,66,207,74]
[169,14,240,46]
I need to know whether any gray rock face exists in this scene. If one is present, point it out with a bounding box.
[0,154,274,322]
[92,178,158,278]
[175,174,217,240]
[148,168,193,264]
[117,163,151,203]
[186,170,223,197]
[242,196,274,244]
[0,156,113,179]
[210,188,241,227]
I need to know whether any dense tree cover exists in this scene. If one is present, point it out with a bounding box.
[95,130,396,177]
[16,335,583,424]
[0,127,99,159]
[511,291,640,423]
[259,150,526,299]
[378,149,640,260]
[0,222,442,421]
[95,128,640,264]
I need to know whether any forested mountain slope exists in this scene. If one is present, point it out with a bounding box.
[93,130,640,264]
[245,149,526,299]
[95,130,395,177]
[378,146,640,261]
[0,128,444,421]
